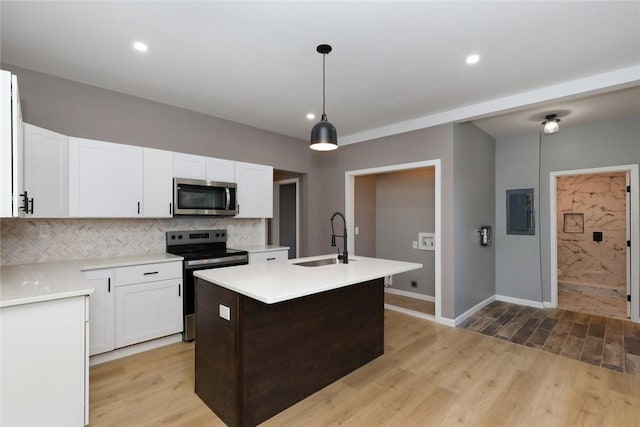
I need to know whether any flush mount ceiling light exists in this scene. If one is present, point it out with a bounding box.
[465,54,480,65]
[306,113,316,120]
[310,44,337,151]
[133,41,148,52]
[542,114,561,134]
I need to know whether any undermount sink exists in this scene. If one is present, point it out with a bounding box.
[293,258,355,267]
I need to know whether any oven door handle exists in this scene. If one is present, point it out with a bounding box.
[225,187,230,211]
[185,255,248,269]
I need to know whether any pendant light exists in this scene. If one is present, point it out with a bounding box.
[310,44,338,151]
[542,114,560,134]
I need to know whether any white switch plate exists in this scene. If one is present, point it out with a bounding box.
[39,224,50,238]
[219,304,231,321]
[355,226,360,235]
[412,241,418,249]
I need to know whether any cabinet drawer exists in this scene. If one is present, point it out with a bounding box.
[249,250,288,264]
[115,261,182,286]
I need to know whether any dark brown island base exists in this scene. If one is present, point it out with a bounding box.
[194,276,384,427]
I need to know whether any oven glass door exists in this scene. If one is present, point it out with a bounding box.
[182,258,246,341]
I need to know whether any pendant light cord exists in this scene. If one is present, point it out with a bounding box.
[322,53,326,118]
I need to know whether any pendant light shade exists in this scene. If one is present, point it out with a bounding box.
[310,44,338,151]
[542,114,561,134]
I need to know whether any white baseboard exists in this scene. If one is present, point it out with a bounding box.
[437,317,456,327]
[453,295,496,327]
[495,294,545,309]
[384,287,435,302]
[89,333,183,366]
[384,303,436,322]
[543,301,555,308]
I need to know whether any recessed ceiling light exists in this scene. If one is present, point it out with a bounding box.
[133,41,148,52]
[466,54,480,65]
[306,113,316,120]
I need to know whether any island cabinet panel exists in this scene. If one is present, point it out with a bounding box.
[195,277,384,427]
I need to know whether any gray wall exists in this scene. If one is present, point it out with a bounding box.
[317,125,457,319]
[495,133,542,301]
[279,183,297,259]
[453,123,496,315]
[3,63,322,257]
[354,175,376,257]
[495,116,640,304]
[375,168,435,296]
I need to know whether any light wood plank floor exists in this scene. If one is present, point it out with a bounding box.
[384,292,435,315]
[89,310,640,426]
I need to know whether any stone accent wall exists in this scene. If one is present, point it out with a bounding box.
[0,217,264,265]
[557,172,626,289]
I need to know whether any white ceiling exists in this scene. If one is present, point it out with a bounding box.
[1,1,639,143]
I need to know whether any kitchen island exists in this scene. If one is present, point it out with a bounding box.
[193,255,422,427]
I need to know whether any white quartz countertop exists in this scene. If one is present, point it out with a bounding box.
[0,253,183,308]
[234,245,289,253]
[194,255,422,304]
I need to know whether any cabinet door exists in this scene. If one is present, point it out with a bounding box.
[143,148,173,218]
[0,296,87,427]
[174,152,206,180]
[235,161,273,218]
[1,72,22,218]
[84,268,115,356]
[115,279,183,348]
[69,137,143,217]
[206,157,235,183]
[22,123,68,218]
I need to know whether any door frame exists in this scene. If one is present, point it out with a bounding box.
[273,178,300,258]
[549,164,639,323]
[345,159,442,323]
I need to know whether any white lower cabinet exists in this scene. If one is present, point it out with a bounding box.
[85,268,115,356]
[85,261,182,357]
[0,296,89,426]
[248,249,289,264]
[115,278,183,347]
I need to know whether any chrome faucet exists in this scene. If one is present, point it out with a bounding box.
[330,211,348,264]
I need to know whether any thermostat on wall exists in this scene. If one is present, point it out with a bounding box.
[418,232,435,251]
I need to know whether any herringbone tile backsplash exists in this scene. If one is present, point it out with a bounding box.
[0,218,264,266]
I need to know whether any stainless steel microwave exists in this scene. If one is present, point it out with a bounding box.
[173,178,237,216]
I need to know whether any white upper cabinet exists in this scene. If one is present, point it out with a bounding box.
[143,148,173,218]
[22,123,68,218]
[206,157,235,183]
[174,153,206,180]
[235,161,273,218]
[69,137,143,217]
[1,70,22,218]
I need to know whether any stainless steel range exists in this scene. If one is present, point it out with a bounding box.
[166,229,248,341]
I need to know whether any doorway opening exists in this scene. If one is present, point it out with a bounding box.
[550,164,639,323]
[346,159,442,324]
[269,171,301,259]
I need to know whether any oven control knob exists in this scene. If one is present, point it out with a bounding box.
[178,235,183,239]
[171,235,175,240]
[215,233,220,237]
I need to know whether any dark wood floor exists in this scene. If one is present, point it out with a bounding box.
[460,300,640,376]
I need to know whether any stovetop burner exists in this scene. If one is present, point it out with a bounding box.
[166,229,248,260]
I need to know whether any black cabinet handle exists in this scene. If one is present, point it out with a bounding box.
[29,198,34,214]
[267,257,276,261]
[137,201,140,214]
[169,203,172,215]
[143,271,159,276]
[108,278,111,293]
[178,284,181,297]
[20,191,29,213]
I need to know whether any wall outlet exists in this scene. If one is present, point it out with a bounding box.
[219,304,231,321]
[412,241,418,249]
[39,224,50,238]
[355,226,360,235]
[411,280,418,288]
